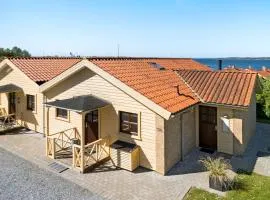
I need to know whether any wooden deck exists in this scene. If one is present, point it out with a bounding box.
[46,128,111,173]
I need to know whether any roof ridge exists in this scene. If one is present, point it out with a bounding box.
[8,56,194,61]
[9,56,82,60]
[87,56,192,61]
[174,71,205,103]
[177,69,258,74]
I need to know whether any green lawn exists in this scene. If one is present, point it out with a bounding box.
[184,173,270,200]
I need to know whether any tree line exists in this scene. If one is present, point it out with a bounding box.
[0,46,31,61]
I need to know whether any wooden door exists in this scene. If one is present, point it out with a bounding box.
[85,110,99,145]
[199,106,217,150]
[8,92,16,114]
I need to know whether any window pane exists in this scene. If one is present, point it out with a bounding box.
[92,110,98,122]
[130,113,138,123]
[130,123,138,135]
[121,121,130,132]
[27,95,35,111]
[121,112,129,121]
[120,111,138,135]
[57,108,67,119]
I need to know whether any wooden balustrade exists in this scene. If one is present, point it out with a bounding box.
[72,137,110,173]
[46,127,80,159]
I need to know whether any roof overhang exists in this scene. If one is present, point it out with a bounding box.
[0,84,22,93]
[44,95,110,113]
[199,102,249,110]
[40,59,172,119]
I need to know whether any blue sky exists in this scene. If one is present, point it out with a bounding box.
[1,0,270,57]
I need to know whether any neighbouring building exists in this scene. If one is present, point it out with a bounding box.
[0,57,260,175]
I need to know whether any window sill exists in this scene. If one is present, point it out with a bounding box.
[119,132,141,141]
[27,109,37,114]
[56,116,70,122]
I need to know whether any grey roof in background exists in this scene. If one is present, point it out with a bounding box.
[0,84,22,93]
[45,95,110,112]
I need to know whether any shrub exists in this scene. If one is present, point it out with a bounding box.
[200,157,233,190]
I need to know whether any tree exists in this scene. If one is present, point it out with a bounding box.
[256,77,270,118]
[0,46,31,61]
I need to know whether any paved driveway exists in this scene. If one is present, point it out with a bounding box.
[0,123,270,200]
[0,148,102,200]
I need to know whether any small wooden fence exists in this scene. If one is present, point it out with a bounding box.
[73,137,110,173]
[0,113,22,131]
[46,128,80,159]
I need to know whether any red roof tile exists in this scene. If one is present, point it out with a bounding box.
[10,57,81,82]
[176,70,257,107]
[8,57,214,113]
[257,69,270,78]
[90,58,210,113]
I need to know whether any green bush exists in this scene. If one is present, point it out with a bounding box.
[256,78,270,119]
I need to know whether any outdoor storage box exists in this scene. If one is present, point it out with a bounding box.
[110,140,139,171]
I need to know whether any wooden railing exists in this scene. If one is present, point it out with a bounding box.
[73,137,110,173]
[0,113,20,129]
[0,107,7,116]
[46,128,80,159]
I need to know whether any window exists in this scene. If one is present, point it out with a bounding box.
[56,108,68,119]
[120,111,138,136]
[26,95,35,111]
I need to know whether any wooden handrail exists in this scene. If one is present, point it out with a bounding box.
[85,138,104,148]
[73,144,81,148]
[48,127,76,136]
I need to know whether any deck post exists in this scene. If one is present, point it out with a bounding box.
[52,138,56,159]
[46,137,49,156]
[80,112,85,173]
[72,145,76,168]
[46,107,50,137]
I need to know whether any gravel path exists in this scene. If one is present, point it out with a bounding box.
[0,147,103,200]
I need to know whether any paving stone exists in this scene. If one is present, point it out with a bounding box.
[0,123,270,199]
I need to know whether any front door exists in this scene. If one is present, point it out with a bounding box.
[199,106,217,150]
[8,92,16,114]
[85,110,99,145]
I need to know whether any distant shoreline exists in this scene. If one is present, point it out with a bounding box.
[195,57,270,60]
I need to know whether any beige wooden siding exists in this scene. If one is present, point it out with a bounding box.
[245,91,256,148]
[0,64,43,133]
[164,113,181,172]
[162,107,196,174]
[0,93,8,112]
[217,107,234,154]
[232,90,256,155]
[46,107,83,138]
[155,114,165,174]
[217,93,256,156]
[182,109,196,157]
[44,68,158,170]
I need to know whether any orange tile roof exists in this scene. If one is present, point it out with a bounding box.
[10,57,81,82]
[176,70,257,107]
[223,66,270,79]
[257,69,270,78]
[9,56,224,113]
[89,58,210,113]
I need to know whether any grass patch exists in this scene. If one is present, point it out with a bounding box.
[184,173,270,200]
[184,188,223,200]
